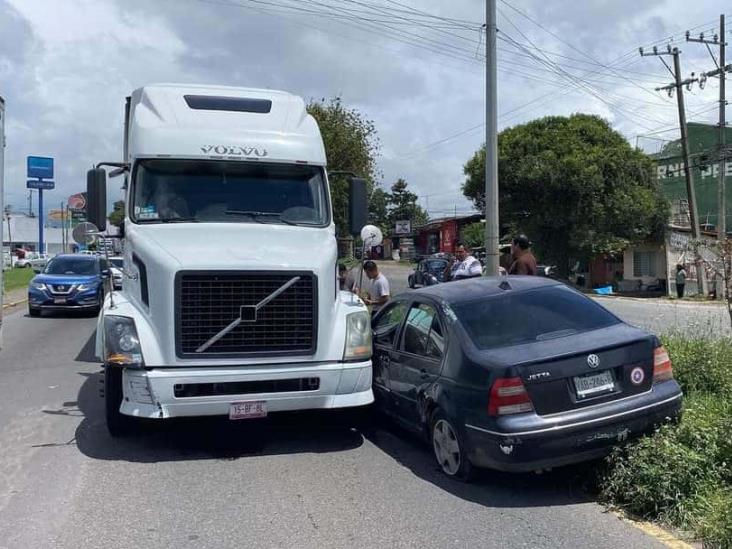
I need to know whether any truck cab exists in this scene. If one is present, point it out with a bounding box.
[91,84,372,435]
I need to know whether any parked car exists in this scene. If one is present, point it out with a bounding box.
[408,256,450,288]
[16,252,49,269]
[29,253,53,271]
[28,254,109,317]
[371,276,682,479]
[108,256,124,290]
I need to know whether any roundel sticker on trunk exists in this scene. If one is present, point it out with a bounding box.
[630,366,645,385]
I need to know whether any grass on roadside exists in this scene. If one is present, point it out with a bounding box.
[599,336,732,548]
[2,267,34,294]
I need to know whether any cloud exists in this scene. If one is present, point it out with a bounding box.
[1,0,729,220]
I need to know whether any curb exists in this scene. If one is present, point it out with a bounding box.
[612,511,696,549]
[2,297,28,310]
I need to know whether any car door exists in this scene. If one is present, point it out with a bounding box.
[389,301,446,428]
[371,301,409,411]
[413,260,425,287]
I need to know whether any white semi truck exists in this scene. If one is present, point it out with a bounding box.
[89,84,372,436]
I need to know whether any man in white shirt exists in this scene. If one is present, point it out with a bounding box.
[450,244,483,281]
[362,260,390,314]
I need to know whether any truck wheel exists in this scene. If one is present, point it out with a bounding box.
[430,409,473,481]
[104,366,135,437]
[29,306,41,317]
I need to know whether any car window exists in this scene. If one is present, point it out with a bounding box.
[402,303,443,361]
[373,301,408,347]
[453,285,620,350]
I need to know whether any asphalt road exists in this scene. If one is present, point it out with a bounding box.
[0,303,666,549]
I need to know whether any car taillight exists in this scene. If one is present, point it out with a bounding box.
[488,377,534,416]
[653,346,673,383]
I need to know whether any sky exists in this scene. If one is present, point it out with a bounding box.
[0,0,730,221]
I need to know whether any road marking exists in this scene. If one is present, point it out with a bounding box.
[612,511,695,548]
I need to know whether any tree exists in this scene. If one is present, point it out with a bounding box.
[368,186,390,233]
[461,221,485,249]
[307,98,381,234]
[108,200,125,228]
[462,114,669,275]
[387,178,428,229]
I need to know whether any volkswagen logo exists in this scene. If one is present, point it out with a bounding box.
[587,354,600,369]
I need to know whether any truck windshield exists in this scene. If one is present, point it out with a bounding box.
[131,159,329,226]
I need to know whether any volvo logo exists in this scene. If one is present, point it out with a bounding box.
[587,354,600,368]
[200,145,268,157]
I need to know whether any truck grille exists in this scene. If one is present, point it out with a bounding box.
[176,271,317,357]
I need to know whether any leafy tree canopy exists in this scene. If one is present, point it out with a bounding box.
[462,114,669,273]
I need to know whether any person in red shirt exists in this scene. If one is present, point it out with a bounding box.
[508,234,537,275]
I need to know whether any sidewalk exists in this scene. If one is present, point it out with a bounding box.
[2,288,27,309]
[592,293,726,308]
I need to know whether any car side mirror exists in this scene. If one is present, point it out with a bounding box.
[348,177,368,236]
[87,168,108,232]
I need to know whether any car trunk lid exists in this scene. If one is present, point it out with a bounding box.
[479,324,655,415]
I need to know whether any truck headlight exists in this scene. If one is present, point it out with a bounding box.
[104,316,145,368]
[343,311,372,361]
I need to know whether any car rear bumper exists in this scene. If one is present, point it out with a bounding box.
[463,381,682,473]
[117,360,373,419]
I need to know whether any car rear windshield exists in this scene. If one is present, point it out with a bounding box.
[44,258,99,276]
[453,285,620,350]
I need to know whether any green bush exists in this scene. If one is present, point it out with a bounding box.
[600,337,732,548]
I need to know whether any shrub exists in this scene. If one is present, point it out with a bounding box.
[661,336,732,397]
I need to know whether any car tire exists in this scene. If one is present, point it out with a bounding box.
[104,366,135,437]
[430,409,474,481]
[408,275,415,289]
[28,306,41,317]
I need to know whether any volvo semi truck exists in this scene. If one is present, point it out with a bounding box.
[89,84,372,436]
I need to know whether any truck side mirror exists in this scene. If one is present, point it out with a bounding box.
[348,177,368,236]
[87,168,107,232]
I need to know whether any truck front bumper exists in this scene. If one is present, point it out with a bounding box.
[119,360,373,419]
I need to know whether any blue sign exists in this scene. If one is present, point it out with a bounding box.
[27,156,54,179]
[27,179,55,190]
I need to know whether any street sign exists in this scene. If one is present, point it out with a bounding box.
[27,156,54,179]
[395,220,411,234]
[26,179,55,190]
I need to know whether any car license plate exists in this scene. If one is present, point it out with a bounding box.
[229,401,267,420]
[573,370,614,399]
[54,297,67,304]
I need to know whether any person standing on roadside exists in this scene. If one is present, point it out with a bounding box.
[448,243,483,281]
[675,264,687,299]
[361,260,390,314]
[508,234,538,276]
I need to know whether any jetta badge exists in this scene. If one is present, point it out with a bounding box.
[195,276,300,353]
[587,354,600,369]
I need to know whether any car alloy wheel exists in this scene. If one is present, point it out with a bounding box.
[432,418,462,476]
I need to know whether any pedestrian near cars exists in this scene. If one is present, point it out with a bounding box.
[508,234,537,276]
[675,264,687,298]
[449,243,483,281]
[361,260,390,314]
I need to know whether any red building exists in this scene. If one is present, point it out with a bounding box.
[414,214,483,256]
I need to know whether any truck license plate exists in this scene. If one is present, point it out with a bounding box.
[229,401,267,420]
[573,370,614,399]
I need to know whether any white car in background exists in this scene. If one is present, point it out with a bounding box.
[17,252,51,269]
[108,257,124,290]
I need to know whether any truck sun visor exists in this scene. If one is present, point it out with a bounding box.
[183,95,272,114]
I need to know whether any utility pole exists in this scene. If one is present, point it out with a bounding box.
[641,45,708,295]
[484,0,499,275]
[687,16,729,241]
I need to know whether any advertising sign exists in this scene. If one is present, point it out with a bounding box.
[27,156,54,179]
[395,220,411,234]
[26,179,55,190]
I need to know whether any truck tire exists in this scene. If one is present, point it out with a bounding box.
[104,366,135,437]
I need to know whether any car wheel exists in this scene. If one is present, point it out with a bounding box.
[408,275,415,289]
[431,410,473,481]
[104,366,136,437]
[28,306,41,317]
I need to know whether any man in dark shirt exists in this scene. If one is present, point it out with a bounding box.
[508,234,537,275]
